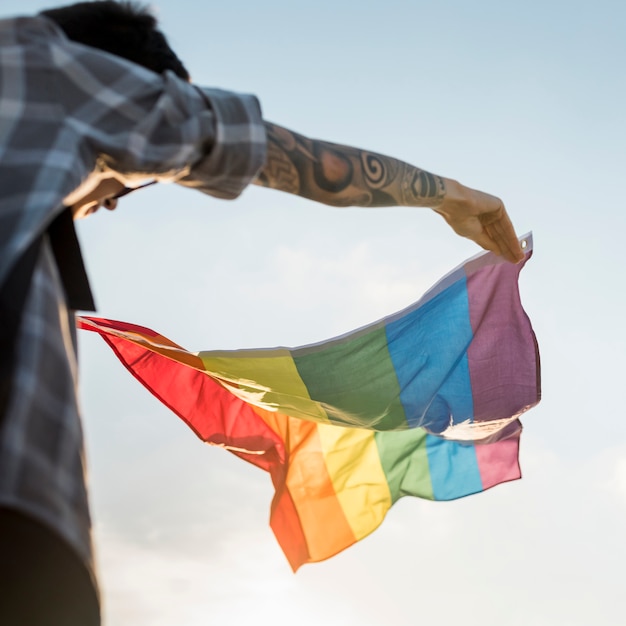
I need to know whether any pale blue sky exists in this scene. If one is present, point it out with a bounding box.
[4,1,626,624]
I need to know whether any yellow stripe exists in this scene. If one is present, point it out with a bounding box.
[316,423,392,540]
[201,350,391,542]
[200,351,330,423]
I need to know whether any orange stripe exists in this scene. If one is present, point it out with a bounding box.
[251,406,357,568]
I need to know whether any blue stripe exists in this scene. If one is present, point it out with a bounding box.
[425,435,483,499]
[385,276,475,432]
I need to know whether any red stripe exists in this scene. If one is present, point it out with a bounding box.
[83,320,316,567]
[269,476,311,571]
[88,324,285,470]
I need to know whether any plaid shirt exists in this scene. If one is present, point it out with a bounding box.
[0,14,266,609]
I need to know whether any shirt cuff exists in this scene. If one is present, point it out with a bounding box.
[181,87,266,200]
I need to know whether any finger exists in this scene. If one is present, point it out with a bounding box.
[481,208,523,263]
[492,212,524,263]
[485,219,523,263]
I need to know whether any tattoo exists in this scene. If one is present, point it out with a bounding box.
[313,144,353,193]
[361,153,398,189]
[257,137,301,195]
[257,121,446,209]
[401,168,445,206]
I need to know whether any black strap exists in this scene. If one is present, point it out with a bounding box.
[47,209,96,312]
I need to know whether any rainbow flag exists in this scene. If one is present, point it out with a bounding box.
[78,234,539,570]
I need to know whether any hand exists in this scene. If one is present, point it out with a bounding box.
[433,180,524,263]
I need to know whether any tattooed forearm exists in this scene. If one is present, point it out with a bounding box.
[255,122,446,209]
[400,168,446,206]
[256,135,301,195]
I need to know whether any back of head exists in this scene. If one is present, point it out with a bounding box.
[40,1,190,80]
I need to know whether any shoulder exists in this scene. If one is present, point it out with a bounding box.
[0,15,67,46]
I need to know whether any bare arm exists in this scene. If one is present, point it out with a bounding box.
[254,122,524,263]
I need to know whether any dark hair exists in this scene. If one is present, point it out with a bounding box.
[40,1,190,80]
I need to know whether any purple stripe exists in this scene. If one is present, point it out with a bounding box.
[466,249,540,424]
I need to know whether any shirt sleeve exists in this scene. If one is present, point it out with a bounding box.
[47,26,266,200]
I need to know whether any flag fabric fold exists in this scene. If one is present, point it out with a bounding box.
[78,233,539,570]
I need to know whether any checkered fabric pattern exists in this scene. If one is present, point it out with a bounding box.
[0,15,266,289]
[0,13,267,605]
[0,239,93,566]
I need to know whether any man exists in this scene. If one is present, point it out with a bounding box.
[0,1,524,623]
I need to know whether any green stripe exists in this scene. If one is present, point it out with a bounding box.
[293,326,407,430]
[374,429,434,503]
